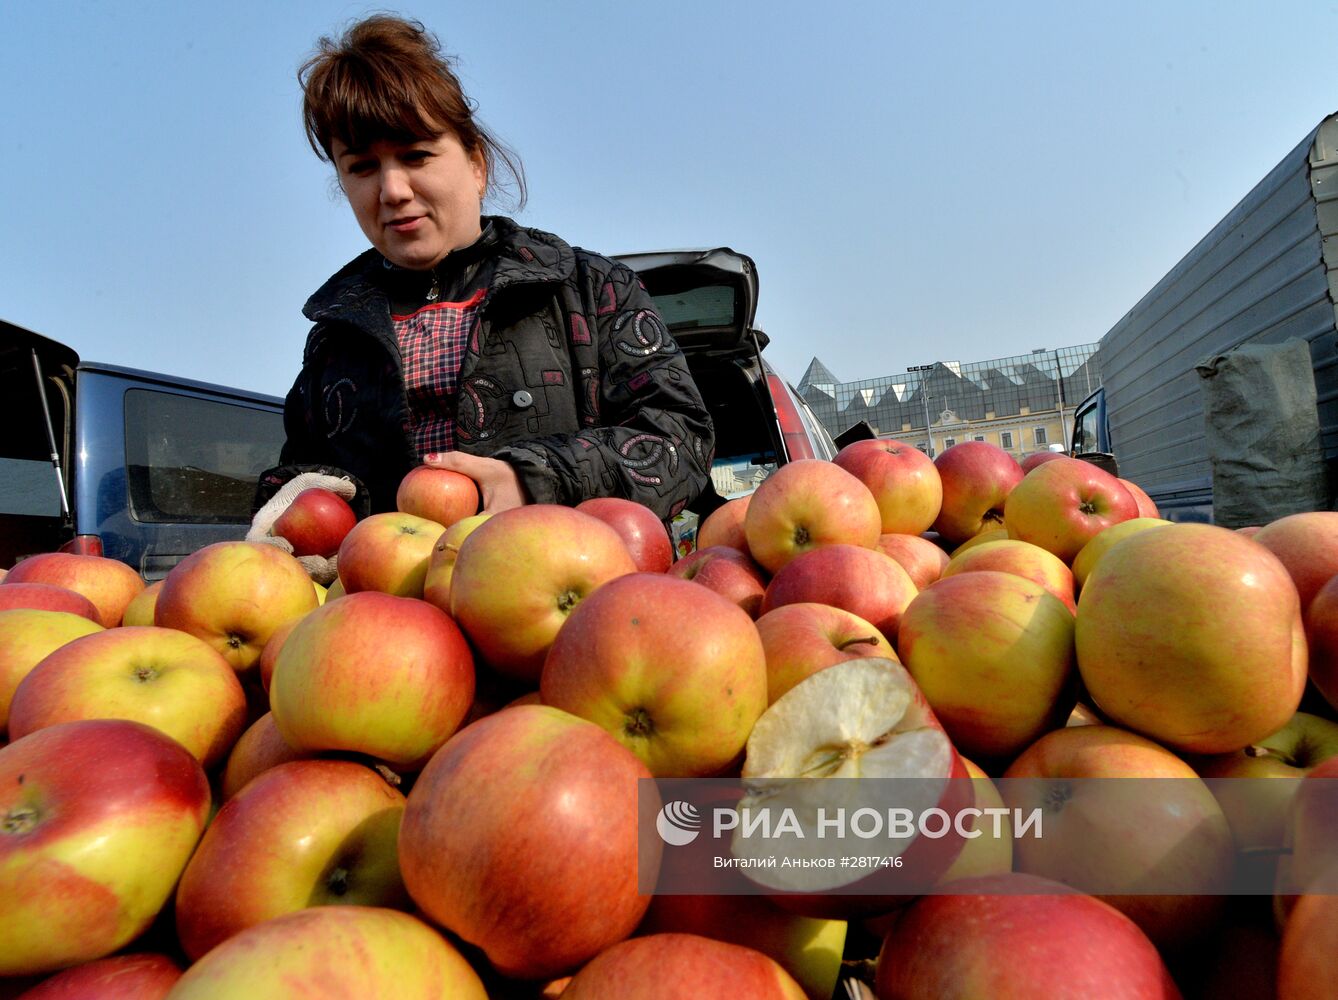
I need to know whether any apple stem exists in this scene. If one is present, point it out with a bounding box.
[838,635,882,652]
[373,764,403,788]
[134,666,159,683]
[327,866,350,896]
[3,805,39,835]
[556,589,581,614]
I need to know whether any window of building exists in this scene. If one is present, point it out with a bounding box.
[944,437,957,449]
[916,442,928,453]
[1000,430,1014,450]
[973,435,985,443]
[1034,427,1048,446]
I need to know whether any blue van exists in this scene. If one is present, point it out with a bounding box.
[2,320,286,579]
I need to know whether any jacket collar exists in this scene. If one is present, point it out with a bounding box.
[302,216,575,331]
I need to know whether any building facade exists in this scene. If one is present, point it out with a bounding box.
[797,345,1102,459]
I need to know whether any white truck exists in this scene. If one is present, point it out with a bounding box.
[1070,112,1338,524]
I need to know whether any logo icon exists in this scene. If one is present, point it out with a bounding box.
[655,800,702,846]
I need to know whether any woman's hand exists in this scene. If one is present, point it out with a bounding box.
[423,451,529,514]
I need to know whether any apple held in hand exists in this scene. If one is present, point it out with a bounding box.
[7,626,247,769]
[164,907,487,1000]
[832,438,943,536]
[541,573,768,777]
[1075,523,1307,754]
[398,705,656,980]
[269,592,475,768]
[931,441,1023,544]
[449,504,638,682]
[2,553,145,628]
[576,496,674,574]
[1003,457,1139,563]
[874,873,1181,1000]
[271,487,358,558]
[396,465,479,529]
[175,759,410,959]
[154,541,319,676]
[561,934,807,1000]
[0,719,211,977]
[743,460,882,573]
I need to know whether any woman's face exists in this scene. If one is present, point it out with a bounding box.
[333,131,486,271]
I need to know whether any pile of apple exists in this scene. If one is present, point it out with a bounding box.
[1,439,1337,999]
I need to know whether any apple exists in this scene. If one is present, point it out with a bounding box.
[0,610,103,732]
[163,906,487,999]
[949,525,1008,556]
[941,538,1077,613]
[120,579,163,627]
[935,756,1013,884]
[540,573,767,777]
[1275,756,1338,909]
[697,496,752,552]
[561,934,807,999]
[1003,457,1139,563]
[1254,511,1338,613]
[269,592,474,769]
[175,759,409,959]
[0,719,210,977]
[1069,517,1172,590]
[336,511,447,599]
[1075,523,1307,754]
[832,438,943,536]
[1303,572,1338,712]
[1020,449,1066,472]
[395,465,480,529]
[576,497,674,573]
[665,544,769,619]
[1003,724,1236,950]
[636,897,845,1000]
[398,704,657,980]
[1120,478,1160,518]
[420,512,491,610]
[742,459,882,573]
[271,487,358,558]
[220,712,311,800]
[15,953,182,999]
[1192,712,1338,888]
[1277,871,1338,1000]
[897,571,1075,761]
[874,532,950,590]
[0,583,100,623]
[8,626,247,769]
[755,602,895,705]
[154,541,319,676]
[256,616,300,693]
[731,658,970,918]
[2,554,144,629]
[874,873,1182,1000]
[449,504,638,682]
[931,441,1024,544]
[758,543,918,643]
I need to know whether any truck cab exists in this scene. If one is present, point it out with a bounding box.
[2,320,286,578]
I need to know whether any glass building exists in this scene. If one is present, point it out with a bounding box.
[797,344,1102,458]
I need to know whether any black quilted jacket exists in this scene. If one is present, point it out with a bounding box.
[261,217,715,520]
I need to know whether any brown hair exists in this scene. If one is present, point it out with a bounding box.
[299,14,525,208]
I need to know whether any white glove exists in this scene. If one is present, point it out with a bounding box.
[247,473,359,586]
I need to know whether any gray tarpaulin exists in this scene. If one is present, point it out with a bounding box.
[1196,338,1329,527]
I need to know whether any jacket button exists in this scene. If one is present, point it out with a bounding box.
[512,390,534,409]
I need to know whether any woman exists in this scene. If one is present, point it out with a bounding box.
[253,15,714,549]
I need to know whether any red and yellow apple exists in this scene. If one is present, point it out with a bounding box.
[941,538,1077,613]
[1003,457,1138,563]
[832,438,943,536]
[335,511,446,599]
[576,497,674,574]
[2,554,144,629]
[697,495,751,552]
[561,934,807,999]
[874,532,950,590]
[665,544,769,619]
[0,609,103,732]
[755,602,894,705]
[0,583,100,623]
[395,465,479,529]
[743,460,881,573]
[759,543,918,643]
[931,442,1024,544]
[272,487,358,558]
[420,511,490,611]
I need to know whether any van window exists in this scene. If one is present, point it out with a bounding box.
[1073,402,1100,454]
[123,389,285,524]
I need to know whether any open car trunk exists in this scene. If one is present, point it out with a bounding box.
[0,321,77,566]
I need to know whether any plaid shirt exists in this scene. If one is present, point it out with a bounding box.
[392,288,485,455]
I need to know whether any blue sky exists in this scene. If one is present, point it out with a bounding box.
[4,1,1337,399]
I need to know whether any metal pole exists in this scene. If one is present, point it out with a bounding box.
[30,349,71,520]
